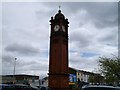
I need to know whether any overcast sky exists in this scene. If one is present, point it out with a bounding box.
[2,2,118,78]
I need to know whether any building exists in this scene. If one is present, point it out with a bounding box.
[42,67,104,87]
[0,75,14,84]
[69,67,77,85]
[0,74,39,84]
[49,9,69,90]
[42,76,48,86]
[69,67,104,84]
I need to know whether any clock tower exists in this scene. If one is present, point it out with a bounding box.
[48,10,69,90]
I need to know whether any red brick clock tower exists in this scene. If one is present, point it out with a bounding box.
[48,10,69,90]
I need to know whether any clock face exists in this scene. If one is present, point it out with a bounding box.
[54,25,60,31]
[62,25,65,32]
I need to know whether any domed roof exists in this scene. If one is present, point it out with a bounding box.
[54,10,65,20]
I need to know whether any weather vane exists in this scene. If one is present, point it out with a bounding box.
[59,5,61,10]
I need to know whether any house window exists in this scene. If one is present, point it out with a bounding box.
[81,74,82,76]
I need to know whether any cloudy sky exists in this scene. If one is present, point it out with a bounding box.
[1,2,118,78]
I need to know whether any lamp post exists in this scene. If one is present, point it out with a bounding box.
[13,58,17,84]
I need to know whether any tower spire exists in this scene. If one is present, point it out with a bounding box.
[58,5,61,13]
[59,5,61,10]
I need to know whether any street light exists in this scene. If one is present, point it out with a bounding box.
[13,58,17,84]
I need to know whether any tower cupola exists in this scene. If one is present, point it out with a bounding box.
[54,10,65,20]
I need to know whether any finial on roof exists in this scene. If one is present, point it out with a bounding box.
[58,5,61,13]
[55,5,65,20]
[59,5,61,10]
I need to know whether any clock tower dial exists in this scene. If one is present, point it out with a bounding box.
[54,25,60,31]
[62,25,65,32]
[49,9,69,90]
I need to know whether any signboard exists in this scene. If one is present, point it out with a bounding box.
[69,74,77,83]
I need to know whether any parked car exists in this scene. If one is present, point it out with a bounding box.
[30,84,40,90]
[82,85,120,90]
[14,84,32,90]
[0,84,15,90]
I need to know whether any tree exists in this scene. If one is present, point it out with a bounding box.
[88,74,104,84]
[99,57,120,84]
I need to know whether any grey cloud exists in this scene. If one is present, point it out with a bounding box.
[2,57,48,76]
[99,32,117,45]
[47,2,118,45]
[61,2,118,28]
[16,60,48,75]
[2,54,15,75]
[2,2,118,77]
[29,62,48,71]
[96,27,118,46]
[91,14,117,29]
[2,54,14,64]
[84,3,117,29]
[69,57,99,72]
[70,30,92,48]
[5,43,40,56]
